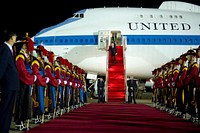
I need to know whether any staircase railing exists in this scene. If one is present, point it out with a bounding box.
[122,36,127,102]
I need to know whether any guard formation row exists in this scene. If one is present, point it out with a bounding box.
[152,46,200,125]
[11,33,88,131]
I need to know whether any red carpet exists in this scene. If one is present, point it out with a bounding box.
[24,104,200,133]
[107,46,125,102]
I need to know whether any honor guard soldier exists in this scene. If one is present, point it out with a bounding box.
[193,46,200,125]
[168,59,179,114]
[31,45,49,124]
[73,66,80,108]
[166,62,174,111]
[161,63,170,111]
[70,65,77,109]
[60,57,68,114]
[67,62,74,111]
[54,56,64,115]
[175,53,188,118]
[156,68,163,108]
[13,34,37,131]
[63,59,71,112]
[82,71,87,104]
[44,51,58,118]
[183,49,198,121]
[74,66,81,107]
[79,68,85,106]
[152,69,157,107]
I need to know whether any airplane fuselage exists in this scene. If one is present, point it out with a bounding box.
[33,1,200,79]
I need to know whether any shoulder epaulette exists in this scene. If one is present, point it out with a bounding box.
[44,64,51,70]
[182,66,188,71]
[31,60,40,67]
[173,69,179,74]
[16,54,25,61]
[168,71,172,75]
[192,62,198,68]
[55,66,61,71]
[67,71,71,75]
[62,69,66,73]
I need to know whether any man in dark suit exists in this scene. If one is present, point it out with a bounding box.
[108,42,117,63]
[127,76,137,104]
[0,30,20,133]
[97,78,105,103]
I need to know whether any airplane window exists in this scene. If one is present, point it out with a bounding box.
[60,39,63,43]
[174,15,178,18]
[50,40,53,43]
[147,39,150,42]
[179,39,182,43]
[70,39,73,43]
[160,15,163,18]
[90,38,93,42]
[142,38,145,42]
[158,38,161,42]
[85,39,88,42]
[127,38,129,43]
[185,39,188,43]
[45,40,48,43]
[179,15,183,18]
[65,39,68,43]
[189,39,192,43]
[132,38,135,42]
[150,15,153,18]
[80,39,83,42]
[55,39,57,43]
[163,39,166,43]
[140,15,143,18]
[137,38,140,42]
[194,39,198,43]
[169,15,173,18]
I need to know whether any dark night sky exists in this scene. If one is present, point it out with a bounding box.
[1,0,200,39]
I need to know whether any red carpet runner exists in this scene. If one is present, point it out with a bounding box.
[24,104,200,133]
[107,46,125,102]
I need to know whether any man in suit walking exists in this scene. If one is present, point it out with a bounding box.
[0,30,20,133]
[108,42,117,63]
[127,76,137,104]
[97,78,105,103]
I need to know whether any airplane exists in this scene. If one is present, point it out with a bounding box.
[32,1,200,83]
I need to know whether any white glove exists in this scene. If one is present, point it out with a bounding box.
[75,83,77,87]
[34,75,37,82]
[64,80,67,85]
[172,82,175,87]
[168,83,170,87]
[78,84,80,87]
[70,82,72,86]
[45,77,50,83]
[57,79,61,85]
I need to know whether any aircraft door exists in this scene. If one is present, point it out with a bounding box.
[98,30,110,50]
[122,36,127,50]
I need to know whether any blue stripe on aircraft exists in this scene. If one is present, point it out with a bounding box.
[34,35,200,46]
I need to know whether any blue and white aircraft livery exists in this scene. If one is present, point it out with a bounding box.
[33,1,200,79]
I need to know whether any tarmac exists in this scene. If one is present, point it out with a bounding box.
[9,93,152,133]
